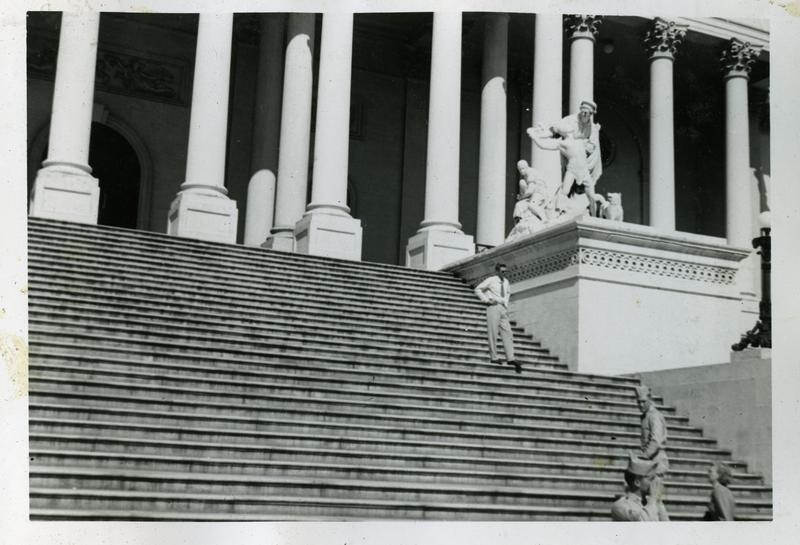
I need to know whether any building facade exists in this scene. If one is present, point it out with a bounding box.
[26,12,770,266]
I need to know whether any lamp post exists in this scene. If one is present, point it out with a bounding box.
[732,226,771,350]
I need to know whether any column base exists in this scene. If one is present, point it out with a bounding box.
[405,229,475,271]
[167,190,238,244]
[29,166,100,225]
[262,230,296,252]
[294,212,363,261]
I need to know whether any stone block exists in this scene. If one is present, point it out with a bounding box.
[294,213,363,261]
[29,167,100,225]
[167,191,238,244]
[446,216,751,374]
[405,229,475,271]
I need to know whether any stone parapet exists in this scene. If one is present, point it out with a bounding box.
[446,217,751,375]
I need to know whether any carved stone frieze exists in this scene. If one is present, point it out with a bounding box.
[27,31,189,106]
[503,247,737,285]
[643,17,688,59]
[720,37,762,77]
[565,15,603,40]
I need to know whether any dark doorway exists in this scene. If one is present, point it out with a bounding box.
[89,123,141,228]
[41,122,142,228]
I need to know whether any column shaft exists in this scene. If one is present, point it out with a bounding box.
[568,36,594,114]
[648,55,676,230]
[295,12,363,261]
[267,13,315,250]
[244,14,285,246]
[183,14,234,194]
[531,13,563,194]
[308,12,354,215]
[421,12,463,231]
[29,12,101,224]
[725,74,752,247]
[43,12,100,172]
[476,13,509,248]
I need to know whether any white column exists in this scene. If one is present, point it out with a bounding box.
[476,13,509,249]
[531,13,564,197]
[29,12,101,224]
[295,12,363,261]
[406,12,474,270]
[264,14,315,252]
[722,38,761,248]
[565,15,602,115]
[721,38,763,333]
[645,18,687,231]
[167,14,238,243]
[244,14,285,246]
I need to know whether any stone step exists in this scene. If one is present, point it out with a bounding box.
[29,243,480,307]
[29,303,552,361]
[30,449,768,491]
[28,360,676,417]
[27,270,509,328]
[29,330,568,379]
[29,389,699,448]
[28,418,734,461]
[28,432,753,476]
[28,467,773,510]
[28,218,463,287]
[28,506,773,522]
[30,317,552,367]
[27,352,668,408]
[28,401,715,451]
[29,340,642,393]
[29,373,689,428]
[29,351,667,411]
[29,288,549,356]
[28,486,771,520]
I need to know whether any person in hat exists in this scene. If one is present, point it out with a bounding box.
[474,263,521,373]
[703,462,736,521]
[635,384,670,521]
[611,453,661,521]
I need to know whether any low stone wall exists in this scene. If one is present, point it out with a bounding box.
[633,352,772,483]
[445,217,751,375]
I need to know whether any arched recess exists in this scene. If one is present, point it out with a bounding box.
[28,103,155,230]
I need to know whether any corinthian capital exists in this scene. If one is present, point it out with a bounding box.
[565,15,603,40]
[643,17,688,59]
[720,38,762,77]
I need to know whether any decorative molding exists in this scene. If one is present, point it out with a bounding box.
[27,31,190,106]
[503,247,737,285]
[564,15,603,40]
[643,17,688,59]
[720,38,763,77]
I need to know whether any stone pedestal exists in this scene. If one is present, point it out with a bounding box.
[446,217,750,374]
[294,213,363,261]
[29,167,100,224]
[406,230,474,271]
[167,191,238,244]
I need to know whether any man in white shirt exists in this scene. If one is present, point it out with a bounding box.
[474,263,520,373]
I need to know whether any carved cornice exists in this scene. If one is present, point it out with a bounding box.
[720,38,763,78]
[643,17,688,59]
[565,15,603,41]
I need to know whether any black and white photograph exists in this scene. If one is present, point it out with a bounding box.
[1,0,799,543]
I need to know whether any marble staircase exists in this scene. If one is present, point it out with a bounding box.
[27,217,772,520]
